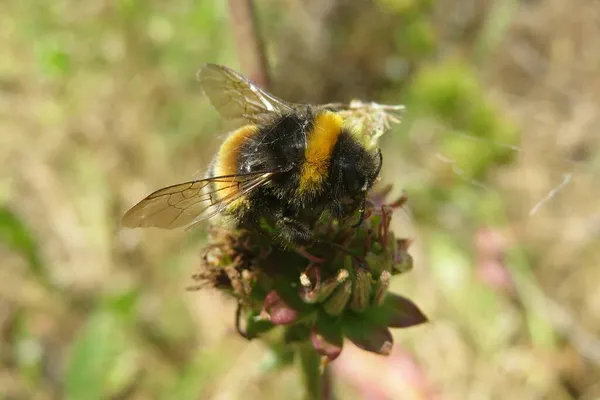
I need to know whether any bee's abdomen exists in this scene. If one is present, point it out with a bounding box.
[211,125,259,202]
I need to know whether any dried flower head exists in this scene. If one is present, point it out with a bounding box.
[191,186,427,363]
[338,100,405,146]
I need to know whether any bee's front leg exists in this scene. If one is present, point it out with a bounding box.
[273,207,313,246]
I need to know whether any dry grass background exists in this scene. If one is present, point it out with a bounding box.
[1,0,600,399]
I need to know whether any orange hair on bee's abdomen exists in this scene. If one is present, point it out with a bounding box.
[211,125,259,204]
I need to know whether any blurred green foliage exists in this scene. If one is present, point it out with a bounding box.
[0,207,43,282]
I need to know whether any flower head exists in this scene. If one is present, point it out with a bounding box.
[191,187,428,363]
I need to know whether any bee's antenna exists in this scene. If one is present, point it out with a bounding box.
[375,148,383,177]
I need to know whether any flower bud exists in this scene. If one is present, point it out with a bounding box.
[298,264,321,303]
[300,269,349,304]
[323,280,352,316]
[392,239,413,275]
[372,270,391,306]
[365,252,393,276]
[350,267,372,313]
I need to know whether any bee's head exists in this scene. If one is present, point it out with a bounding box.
[330,135,382,216]
[342,148,381,191]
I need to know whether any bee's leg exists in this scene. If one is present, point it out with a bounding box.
[273,207,313,245]
[330,201,345,219]
[351,192,367,228]
[277,217,313,244]
[330,199,359,221]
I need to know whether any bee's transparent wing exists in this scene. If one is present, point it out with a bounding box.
[197,64,296,122]
[122,171,275,229]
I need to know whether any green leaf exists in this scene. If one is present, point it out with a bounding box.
[258,344,295,374]
[34,40,71,78]
[66,311,127,400]
[164,351,226,400]
[105,289,140,320]
[13,312,44,388]
[0,206,44,281]
[245,313,275,339]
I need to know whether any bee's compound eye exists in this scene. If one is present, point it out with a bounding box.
[342,164,364,195]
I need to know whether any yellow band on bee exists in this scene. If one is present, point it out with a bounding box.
[299,111,343,194]
[213,125,258,206]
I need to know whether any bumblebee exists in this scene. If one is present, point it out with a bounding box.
[122,64,383,245]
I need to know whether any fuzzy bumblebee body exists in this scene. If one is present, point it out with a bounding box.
[208,109,380,243]
[122,64,382,245]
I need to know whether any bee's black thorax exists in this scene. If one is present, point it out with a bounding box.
[237,111,311,197]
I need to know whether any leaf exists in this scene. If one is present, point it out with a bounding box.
[258,344,295,374]
[244,316,274,339]
[66,311,127,400]
[311,322,343,361]
[0,206,44,281]
[383,293,428,328]
[106,289,140,320]
[165,349,231,400]
[346,325,394,356]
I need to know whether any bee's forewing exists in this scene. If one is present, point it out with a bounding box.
[121,180,217,229]
[197,64,294,122]
[121,172,276,230]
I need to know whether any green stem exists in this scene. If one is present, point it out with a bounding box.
[298,343,332,400]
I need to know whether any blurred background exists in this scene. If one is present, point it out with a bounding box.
[2,0,600,398]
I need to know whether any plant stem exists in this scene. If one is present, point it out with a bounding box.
[227,0,270,88]
[298,342,332,400]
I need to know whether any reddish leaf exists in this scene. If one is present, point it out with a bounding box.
[384,293,428,328]
[347,326,394,356]
[311,324,343,361]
